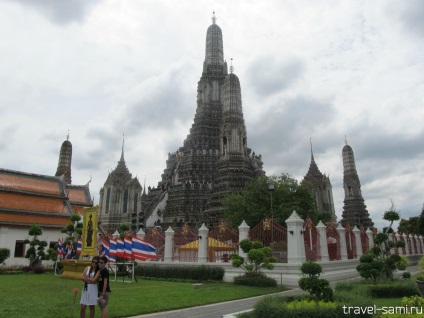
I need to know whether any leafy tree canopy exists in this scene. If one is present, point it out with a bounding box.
[398,217,419,235]
[223,174,332,227]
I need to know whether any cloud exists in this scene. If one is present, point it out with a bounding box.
[8,0,102,25]
[246,56,305,97]
[385,0,424,38]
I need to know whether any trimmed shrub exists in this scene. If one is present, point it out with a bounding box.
[252,295,374,318]
[33,267,45,274]
[234,275,277,287]
[0,248,10,263]
[368,283,418,298]
[22,266,33,272]
[134,265,224,281]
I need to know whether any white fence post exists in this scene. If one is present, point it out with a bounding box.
[337,223,348,260]
[238,220,250,258]
[286,211,306,264]
[317,221,329,262]
[353,226,362,258]
[164,226,174,262]
[198,223,209,263]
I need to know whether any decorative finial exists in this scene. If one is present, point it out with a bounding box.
[345,135,348,145]
[121,133,125,160]
[66,130,70,140]
[310,137,314,161]
[212,11,216,24]
[230,58,234,73]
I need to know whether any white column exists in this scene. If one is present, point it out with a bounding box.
[337,224,348,260]
[198,223,209,263]
[285,211,306,264]
[353,226,362,258]
[406,236,411,256]
[420,236,424,254]
[238,220,250,258]
[164,226,174,262]
[136,228,145,240]
[316,221,329,262]
[366,228,374,250]
[395,233,401,255]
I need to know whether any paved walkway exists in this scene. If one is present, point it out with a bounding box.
[130,288,305,318]
[130,265,421,318]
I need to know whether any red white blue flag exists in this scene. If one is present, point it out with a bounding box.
[64,241,73,259]
[117,238,124,258]
[76,238,82,254]
[132,237,157,261]
[102,239,110,259]
[109,238,117,262]
[124,237,132,260]
[57,239,63,259]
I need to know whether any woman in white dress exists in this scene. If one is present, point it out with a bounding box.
[80,256,100,318]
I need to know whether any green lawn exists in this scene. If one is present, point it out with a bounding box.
[0,273,287,318]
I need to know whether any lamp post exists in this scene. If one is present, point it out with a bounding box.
[269,183,275,251]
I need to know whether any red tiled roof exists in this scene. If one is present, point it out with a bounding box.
[0,171,62,196]
[0,192,70,214]
[0,212,69,227]
[68,187,89,204]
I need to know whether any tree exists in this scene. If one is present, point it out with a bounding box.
[0,248,10,264]
[60,213,83,257]
[223,174,331,228]
[24,225,50,267]
[398,217,419,235]
[298,261,333,302]
[230,239,276,277]
[356,200,405,281]
[418,205,424,236]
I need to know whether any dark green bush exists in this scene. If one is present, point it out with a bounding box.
[33,266,45,274]
[403,272,411,279]
[368,284,418,298]
[134,265,224,281]
[22,266,33,272]
[252,295,373,318]
[234,275,277,287]
[0,248,10,263]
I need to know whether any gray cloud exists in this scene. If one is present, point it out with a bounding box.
[385,0,424,38]
[246,56,305,97]
[9,0,102,25]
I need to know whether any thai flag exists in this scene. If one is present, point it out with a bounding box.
[132,237,157,261]
[102,240,110,259]
[64,242,73,259]
[57,239,63,259]
[124,237,132,260]
[109,238,117,263]
[117,238,124,258]
[76,238,82,254]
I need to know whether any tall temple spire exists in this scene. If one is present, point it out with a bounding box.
[341,141,373,229]
[55,132,72,184]
[205,12,224,67]
[302,140,337,222]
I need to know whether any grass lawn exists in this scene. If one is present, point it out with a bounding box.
[0,273,287,318]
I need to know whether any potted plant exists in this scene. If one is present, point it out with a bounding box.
[416,256,424,297]
[396,255,410,270]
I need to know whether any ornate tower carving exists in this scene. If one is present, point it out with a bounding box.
[99,137,142,233]
[341,139,373,229]
[302,140,336,221]
[55,132,72,184]
[141,13,264,227]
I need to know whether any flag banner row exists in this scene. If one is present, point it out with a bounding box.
[102,236,157,262]
[57,239,74,260]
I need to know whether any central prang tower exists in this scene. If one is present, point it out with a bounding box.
[141,13,264,228]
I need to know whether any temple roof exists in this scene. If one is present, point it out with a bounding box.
[0,168,92,228]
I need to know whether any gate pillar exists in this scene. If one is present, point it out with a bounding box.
[353,226,362,258]
[366,228,374,249]
[164,226,174,262]
[286,211,306,264]
[136,228,145,240]
[317,221,329,262]
[198,223,209,263]
[238,220,250,258]
[337,223,348,260]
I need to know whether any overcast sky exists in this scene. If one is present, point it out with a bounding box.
[1,0,423,229]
